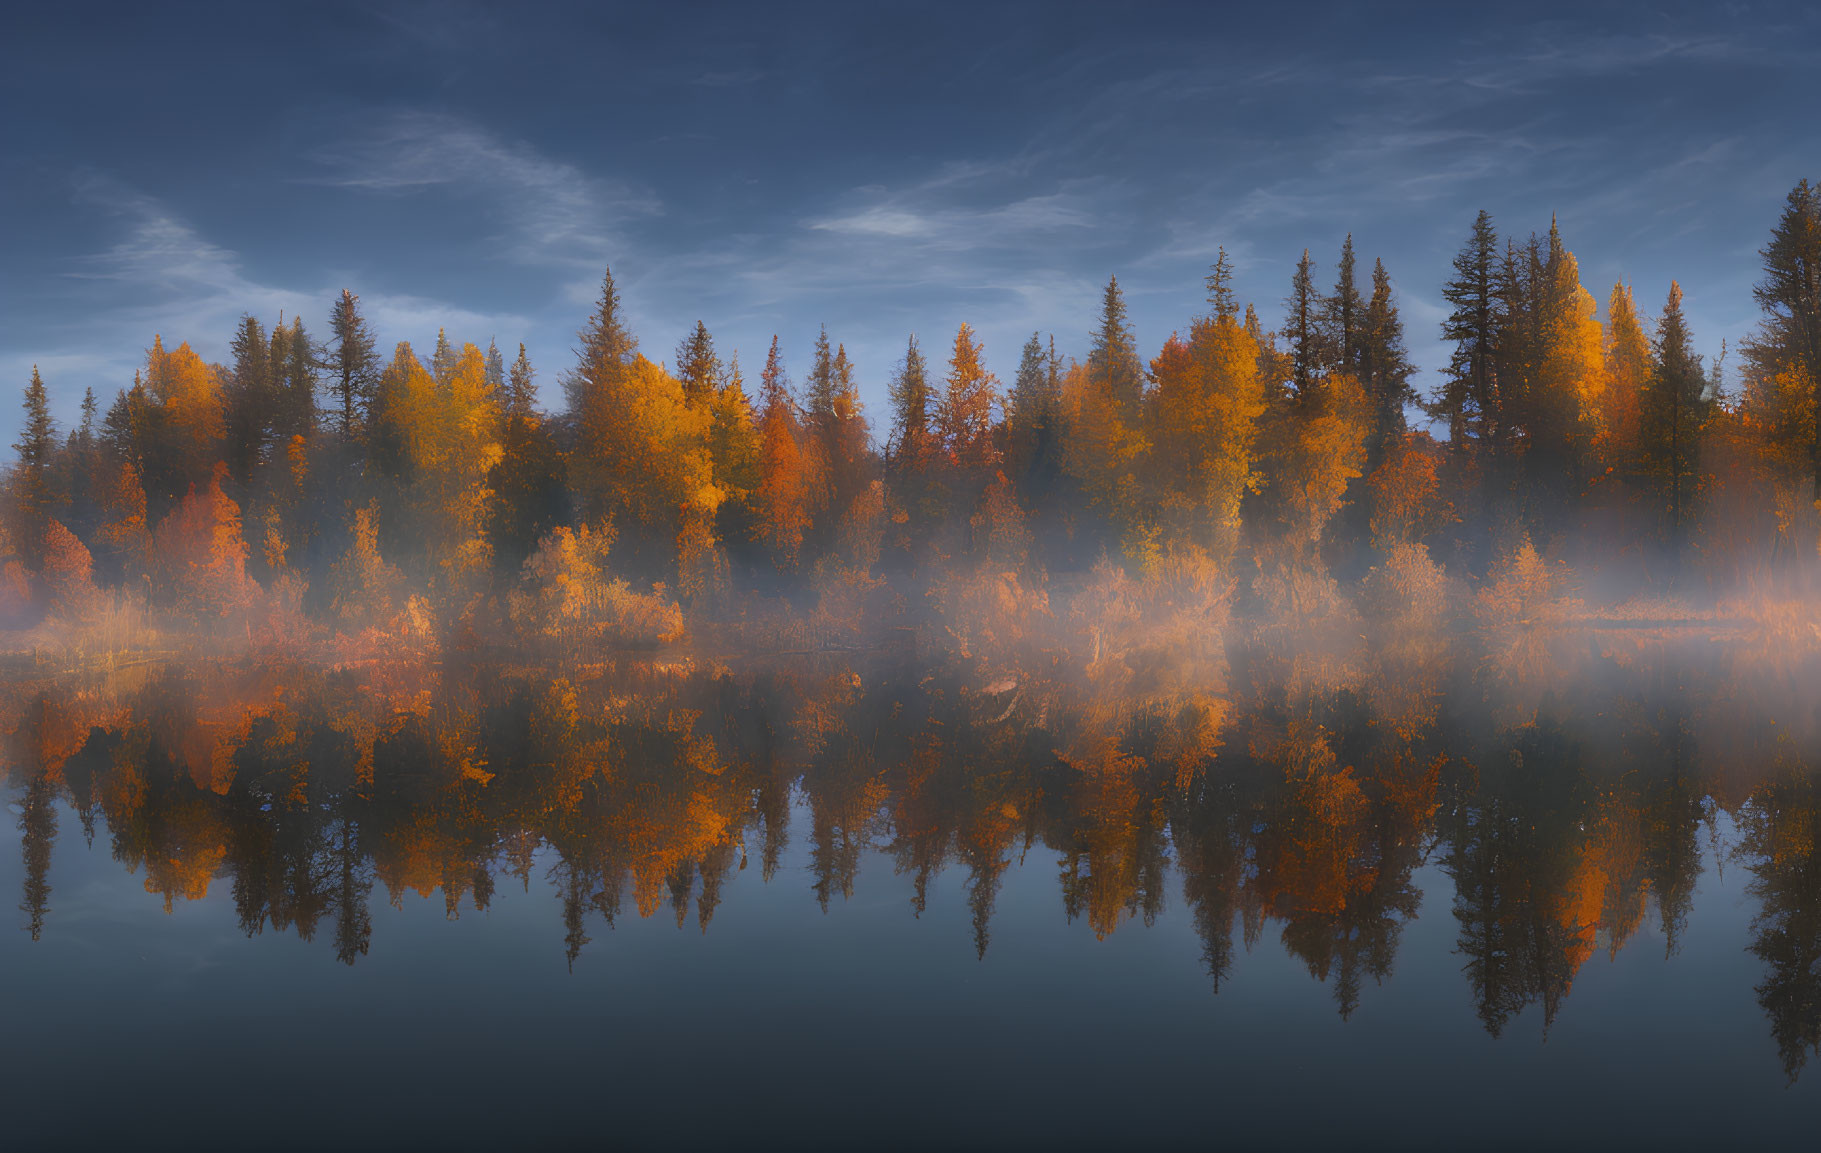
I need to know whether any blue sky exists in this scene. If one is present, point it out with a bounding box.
[3,2,1817,436]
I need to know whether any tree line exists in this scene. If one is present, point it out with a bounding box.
[5,182,1821,643]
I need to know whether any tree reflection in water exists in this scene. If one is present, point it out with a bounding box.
[5,625,1820,1079]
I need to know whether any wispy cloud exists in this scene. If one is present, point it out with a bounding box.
[6,174,531,423]
[310,110,660,268]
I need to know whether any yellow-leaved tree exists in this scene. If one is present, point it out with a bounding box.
[370,340,504,591]
[564,270,716,577]
[1144,313,1267,570]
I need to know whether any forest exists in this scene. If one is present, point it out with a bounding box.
[6,185,1821,1075]
[4,185,1821,654]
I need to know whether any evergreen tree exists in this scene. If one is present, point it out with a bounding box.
[887,334,933,467]
[1438,210,1502,450]
[266,315,317,446]
[1205,248,1238,324]
[1004,331,1060,484]
[13,367,58,568]
[327,290,378,437]
[1089,275,1144,415]
[1324,235,1363,374]
[1640,282,1710,552]
[1085,275,1143,415]
[431,327,457,383]
[224,314,273,485]
[60,387,103,540]
[706,351,761,549]
[1285,249,1320,399]
[506,343,537,418]
[804,326,837,418]
[485,339,506,398]
[1359,258,1416,461]
[1604,283,1650,471]
[564,266,637,414]
[1749,178,1821,488]
[675,320,721,407]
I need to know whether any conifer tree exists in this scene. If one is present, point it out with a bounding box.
[224,314,273,484]
[804,326,837,418]
[431,327,457,383]
[1285,250,1321,399]
[327,290,378,437]
[1640,282,1710,551]
[1604,283,1650,471]
[939,323,999,472]
[1089,275,1144,415]
[706,352,761,539]
[485,339,506,398]
[1324,235,1363,374]
[752,336,810,568]
[507,343,537,418]
[267,315,317,445]
[61,387,102,540]
[1749,178,1821,488]
[888,334,934,468]
[675,321,721,408]
[1004,331,1060,485]
[1438,210,1502,450]
[564,266,637,414]
[13,367,58,569]
[817,340,870,524]
[1206,248,1238,324]
[1358,258,1416,462]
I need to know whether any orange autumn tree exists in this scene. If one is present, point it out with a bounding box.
[937,323,1000,474]
[751,335,813,570]
[151,463,255,618]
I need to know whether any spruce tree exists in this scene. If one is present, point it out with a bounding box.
[485,339,506,398]
[888,334,932,466]
[564,266,637,415]
[804,326,837,417]
[1089,275,1143,414]
[224,314,272,484]
[327,289,378,437]
[675,320,720,407]
[1284,249,1320,399]
[431,327,457,383]
[14,367,58,568]
[1004,331,1058,482]
[1640,282,1710,552]
[1205,248,1238,324]
[1751,178,1821,488]
[1324,234,1363,374]
[63,388,102,538]
[1359,257,1415,460]
[507,343,537,418]
[1438,210,1502,451]
[275,316,317,445]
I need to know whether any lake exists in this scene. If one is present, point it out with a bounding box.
[2,638,1818,1150]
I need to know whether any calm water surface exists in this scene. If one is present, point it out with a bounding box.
[2,652,1818,1150]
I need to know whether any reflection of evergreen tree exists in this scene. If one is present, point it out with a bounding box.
[1439,721,1593,1037]
[18,771,57,941]
[1737,771,1821,1082]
